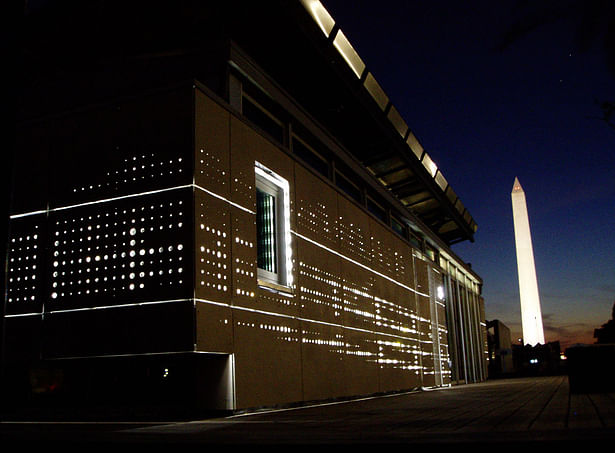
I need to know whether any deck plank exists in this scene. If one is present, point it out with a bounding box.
[485,376,561,432]
[587,393,615,428]
[458,386,545,432]
[568,393,604,429]
[528,375,569,431]
[4,376,615,444]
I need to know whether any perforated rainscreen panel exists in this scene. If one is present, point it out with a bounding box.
[48,188,193,311]
[6,86,196,357]
[5,216,46,316]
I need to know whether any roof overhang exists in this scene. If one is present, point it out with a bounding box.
[269,0,478,245]
[19,0,478,246]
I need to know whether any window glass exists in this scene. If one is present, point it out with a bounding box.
[243,96,284,144]
[292,136,329,178]
[367,197,386,223]
[409,231,421,250]
[256,187,277,273]
[391,216,405,238]
[425,245,436,262]
[336,172,362,203]
[255,163,292,289]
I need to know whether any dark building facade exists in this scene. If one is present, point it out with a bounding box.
[487,319,514,378]
[3,1,486,415]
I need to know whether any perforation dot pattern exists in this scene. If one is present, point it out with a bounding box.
[72,153,186,196]
[49,194,189,308]
[6,223,44,311]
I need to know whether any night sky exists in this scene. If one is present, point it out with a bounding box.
[321,0,615,349]
[6,1,614,351]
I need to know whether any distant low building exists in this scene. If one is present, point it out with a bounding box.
[512,342,563,377]
[487,320,514,377]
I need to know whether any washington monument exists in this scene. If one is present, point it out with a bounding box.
[511,177,545,345]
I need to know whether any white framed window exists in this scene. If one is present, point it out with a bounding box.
[255,162,292,290]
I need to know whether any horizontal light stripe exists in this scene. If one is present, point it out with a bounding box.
[3,312,43,318]
[193,183,255,215]
[10,185,193,219]
[3,299,192,318]
[9,209,48,219]
[9,184,256,219]
[43,298,192,315]
[195,298,429,344]
[292,231,430,298]
[6,296,428,345]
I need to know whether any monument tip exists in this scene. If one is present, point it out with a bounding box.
[512,177,523,193]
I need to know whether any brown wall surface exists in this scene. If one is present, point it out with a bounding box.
[193,88,453,409]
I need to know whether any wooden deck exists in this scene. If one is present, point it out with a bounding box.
[3,375,615,445]
[119,375,615,444]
